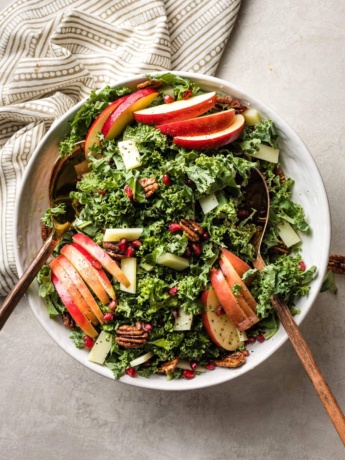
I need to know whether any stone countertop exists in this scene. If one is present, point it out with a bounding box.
[1,0,344,458]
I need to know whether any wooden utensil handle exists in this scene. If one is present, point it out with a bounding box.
[271,295,345,445]
[0,234,58,330]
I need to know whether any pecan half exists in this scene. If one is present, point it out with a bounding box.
[115,325,148,349]
[214,351,246,368]
[328,254,345,274]
[179,219,204,242]
[139,177,159,198]
[62,312,74,329]
[275,166,286,184]
[157,357,180,375]
[41,223,52,241]
[271,242,291,254]
[137,79,164,90]
[103,242,126,260]
[215,96,247,114]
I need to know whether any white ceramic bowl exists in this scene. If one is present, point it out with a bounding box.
[15,72,330,390]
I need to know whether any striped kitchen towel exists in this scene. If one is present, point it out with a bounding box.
[0,0,241,295]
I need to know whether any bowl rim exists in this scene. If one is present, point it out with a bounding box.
[14,71,331,391]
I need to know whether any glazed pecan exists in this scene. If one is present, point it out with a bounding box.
[41,223,52,241]
[214,351,246,368]
[115,325,148,349]
[179,219,204,242]
[215,96,247,114]
[103,242,126,260]
[62,312,74,329]
[157,357,180,375]
[275,166,286,184]
[328,254,345,274]
[271,242,291,255]
[137,79,165,90]
[139,177,159,198]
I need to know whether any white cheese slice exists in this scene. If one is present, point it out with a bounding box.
[199,193,219,214]
[243,109,262,126]
[120,258,137,294]
[247,144,279,163]
[103,228,143,242]
[157,253,189,271]
[174,307,193,331]
[87,331,112,365]
[118,140,142,170]
[277,221,301,247]
[130,351,154,368]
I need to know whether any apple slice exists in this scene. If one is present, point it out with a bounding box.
[52,274,98,338]
[219,258,259,327]
[50,258,98,325]
[155,109,235,137]
[56,254,104,324]
[69,243,115,300]
[72,233,130,287]
[220,254,257,313]
[210,268,252,332]
[220,247,251,279]
[102,88,159,140]
[85,95,129,154]
[61,244,110,304]
[201,287,245,350]
[133,92,217,125]
[173,114,245,150]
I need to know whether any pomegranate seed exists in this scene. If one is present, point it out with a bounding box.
[182,90,192,100]
[171,308,179,319]
[118,238,129,252]
[91,259,102,270]
[103,312,114,322]
[143,323,153,332]
[190,360,198,371]
[143,359,151,367]
[109,299,118,311]
[182,369,195,379]
[164,95,174,104]
[163,173,171,186]
[299,261,306,271]
[192,243,202,256]
[205,362,215,370]
[131,239,142,249]
[203,231,210,241]
[83,336,95,349]
[216,305,225,316]
[257,333,265,343]
[168,223,181,232]
[184,246,192,257]
[186,179,195,188]
[242,349,250,357]
[125,367,137,378]
[169,286,179,296]
[125,246,135,258]
[97,189,106,195]
[124,185,134,202]
[247,336,256,343]
[237,209,249,219]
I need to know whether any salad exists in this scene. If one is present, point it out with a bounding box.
[37,73,316,380]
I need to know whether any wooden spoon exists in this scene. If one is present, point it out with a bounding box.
[0,142,85,330]
[248,167,345,445]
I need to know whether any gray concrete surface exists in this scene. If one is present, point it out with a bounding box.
[1,0,345,458]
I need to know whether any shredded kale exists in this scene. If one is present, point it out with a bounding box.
[41,204,66,228]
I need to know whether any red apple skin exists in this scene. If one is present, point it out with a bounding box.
[220,247,252,279]
[52,274,98,339]
[101,88,159,139]
[72,233,130,287]
[133,92,217,125]
[219,258,259,327]
[85,95,129,155]
[201,287,245,351]
[173,114,245,150]
[70,243,116,300]
[155,109,235,137]
[220,255,257,313]
[50,258,98,325]
[61,244,110,305]
[210,268,253,332]
[57,254,104,324]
